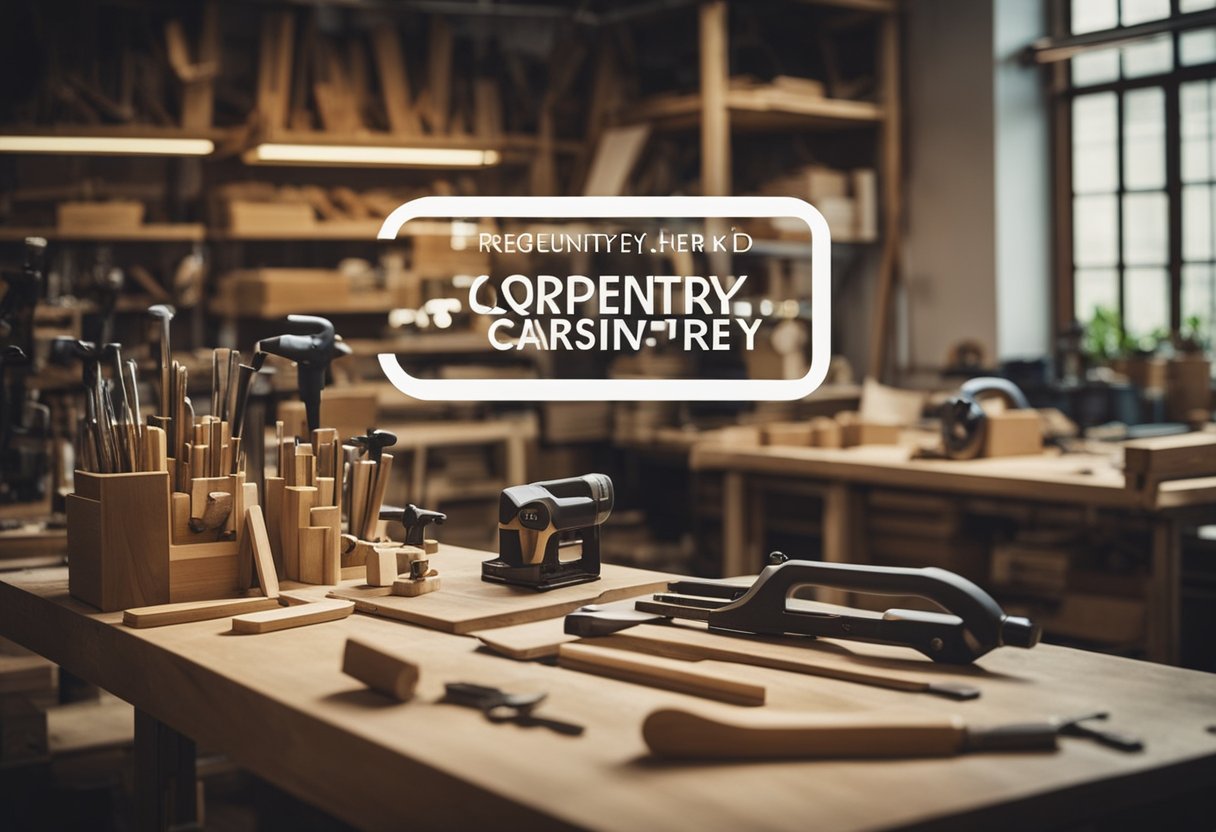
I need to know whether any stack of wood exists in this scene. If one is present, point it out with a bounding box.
[753,164,877,243]
[763,412,900,449]
[264,426,344,586]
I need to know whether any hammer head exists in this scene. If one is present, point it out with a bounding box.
[147,304,176,323]
[50,337,98,365]
[346,427,398,463]
[257,314,339,365]
[380,503,447,546]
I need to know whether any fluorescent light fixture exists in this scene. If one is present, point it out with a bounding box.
[245,143,500,167]
[0,135,214,156]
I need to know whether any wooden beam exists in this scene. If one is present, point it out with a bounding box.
[867,12,902,381]
[698,1,730,197]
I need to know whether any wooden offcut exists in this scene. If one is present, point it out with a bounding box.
[230,598,354,634]
[342,637,419,701]
[123,596,280,628]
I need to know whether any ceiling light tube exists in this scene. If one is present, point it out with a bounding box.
[245,143,501,167]
[0,135,215,156]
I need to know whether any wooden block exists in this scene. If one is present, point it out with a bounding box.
[281,486,316,581]
[342,637,419,701]
[363,453,393,539]
[809,416,843,448]
[236,516,254,592]
[556,643,765,706]
[982,410,1043,459]
[264,476,284,569]
[167,547,240,603]
[1124,432,1216,477]
[170,491,196,544]
[393,545,426,575]
[298,526,329,585]
[68,471,171,612]
[230,599,353,635]
[190,476,230,522]
[317,476,335,507]
[310,505,342,585]
[246,505,280,598]
[294,444,315,487]
[840,421,900,448]
[365,547,397,587]
[349,460,373,539]
[123,596,279,628]
[391,574,441,597]
[424,539,439,556]
[764,422,813,447]
[144,426,167,472]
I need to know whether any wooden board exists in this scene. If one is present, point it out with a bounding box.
[557,643,766,706]
[123,596,280,628]
[328,546,669,634]
[3,564,1216,832]
[231,599,354,634]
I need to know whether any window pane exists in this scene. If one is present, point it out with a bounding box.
[1072,48,1120,86]
[1123,192,1168,265]
[1072,0,1118,34]
[1122,35,1173,78]
[1075,269,1119,321]
[1182,264,1214,338]
[1183,184,1213,260]
[1124,87,1165,190]
[1124,268,1169,338]
[1074,93,1118,193]
[1181,28,1216,66]
[1181,0,1216,11]
[1121,0,1170,25]
[1182,80,1213,182]
[1075,194,1119,266]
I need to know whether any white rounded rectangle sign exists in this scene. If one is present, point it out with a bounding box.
[377,195,830,401]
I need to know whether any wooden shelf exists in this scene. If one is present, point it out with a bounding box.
[0,224,206,242]
[212,219,483,242]
[632,89,884,133]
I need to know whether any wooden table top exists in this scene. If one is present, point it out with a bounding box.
[2,551,1215,831]
[691,443,1216,510]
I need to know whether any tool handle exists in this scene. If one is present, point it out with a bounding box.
[711,560,1039,662]
[642,708,967,760]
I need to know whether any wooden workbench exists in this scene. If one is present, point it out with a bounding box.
[690,444,1216,663]
[2,549,1215,831]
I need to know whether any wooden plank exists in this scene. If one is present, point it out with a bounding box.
[371,28,421,135]
[557,643,766,706]
[123,596,280,628]
[867,13,901,381]
[362,453,393,539]
[231,599,354,634]
[328,548,669,634]
[699,1,730,196]
[281,486,316,581]
[425,16,452,134]
[310,505,342,585]
[246,505,280,598]
[298,526,329,585]
[341,637,419,701]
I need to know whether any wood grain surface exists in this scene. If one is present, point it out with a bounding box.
[3,557,1215,832]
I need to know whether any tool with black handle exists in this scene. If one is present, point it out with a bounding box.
[379,503,446,547]
[629,554,1039,664]
[257,315,351,436]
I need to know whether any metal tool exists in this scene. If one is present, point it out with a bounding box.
[379,504,446,547]
[441,683,584,736]
[147,304,175,418]
[641,707,1143,760]
[229,351,267,474]
[347,427,397,464]
[257,315,351,435]
[629,555,1040,664]
[482,473,613,591]
[940,377,1032,460]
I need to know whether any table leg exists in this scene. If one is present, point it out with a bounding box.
[721,472,748,577]
[134,709,199,832]
[1147,518,1181,665]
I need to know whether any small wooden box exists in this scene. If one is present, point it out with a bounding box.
[982,411,1043,458]
[68,471,242,611]
[227,200,315,234]
[68,471,172,611]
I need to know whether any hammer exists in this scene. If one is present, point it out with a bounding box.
[257,315,351,435]
[379,504,446,548]
[147,304,175,419]
[51,337,108,471]
[346,428,397,464]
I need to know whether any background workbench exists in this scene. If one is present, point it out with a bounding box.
[691,444,1216,665]
[2,549,1215,831]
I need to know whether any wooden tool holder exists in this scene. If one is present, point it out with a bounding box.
[67,465,258,612]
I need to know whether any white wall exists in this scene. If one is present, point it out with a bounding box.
[900,0,1050,372]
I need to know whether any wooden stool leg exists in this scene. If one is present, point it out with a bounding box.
[134,709,199,831]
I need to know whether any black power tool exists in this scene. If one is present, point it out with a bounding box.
[483,474,613,591]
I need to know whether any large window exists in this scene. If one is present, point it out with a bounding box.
[1064,0,1216,346]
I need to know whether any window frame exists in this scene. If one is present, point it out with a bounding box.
[1050,0,1216,344]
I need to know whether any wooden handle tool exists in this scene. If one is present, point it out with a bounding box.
[557,643,765,706]
[642,708,1064,760]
